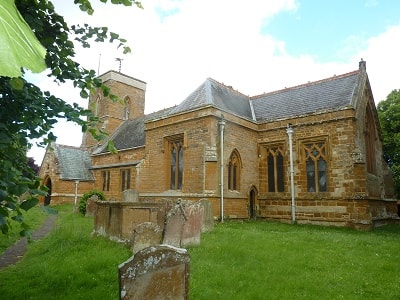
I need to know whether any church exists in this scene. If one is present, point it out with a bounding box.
[39,60,398,228]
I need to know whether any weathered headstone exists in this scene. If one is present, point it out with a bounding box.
[198,199,214,232]
[131,222,162,254]
[85,195,99,217]
[119,245,190,300]
[162,201,186,247]
[181,203,204,247]
[122,189,139,202]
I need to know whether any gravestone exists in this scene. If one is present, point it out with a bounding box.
[119,245,190,300]
[131,222,163,254]
[85,195,99,217]
[198,199,214,232]
[122,189,139,202]
[162,200,186,247]
[181,203,204,247]
[163,199,205,248]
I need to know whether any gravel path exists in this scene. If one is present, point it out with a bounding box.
[0,214,57,269]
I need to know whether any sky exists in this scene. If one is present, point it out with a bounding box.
[27,0,400,164]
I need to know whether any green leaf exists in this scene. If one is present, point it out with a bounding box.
[0,0,47,77]
[20,198,39,211]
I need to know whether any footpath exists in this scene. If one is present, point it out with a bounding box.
[0,214,57,269]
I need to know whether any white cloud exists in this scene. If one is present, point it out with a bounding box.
[27,0,400,164]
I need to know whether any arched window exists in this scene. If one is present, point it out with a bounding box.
[365,105,376,174]
[266,146,285,192]
[123,96,131,120]
[95,95,101,116]
[228,150,241,191]
[170,141,184,190]
[303,142,327,192]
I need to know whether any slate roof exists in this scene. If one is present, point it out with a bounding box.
[53,144,94,181]
[168,78,253,120]
[250,70,359,121]
[93,107,174,154]
[96,67,363,152]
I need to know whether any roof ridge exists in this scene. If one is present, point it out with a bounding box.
[207,77,249,98]
[250,69,360,100]
[53,143,85,151]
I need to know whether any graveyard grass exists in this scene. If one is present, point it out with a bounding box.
[0,205,399,299]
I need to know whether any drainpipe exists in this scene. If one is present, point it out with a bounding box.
[74,180,80,213]
[219,117,226,222]
[286,124,296,223]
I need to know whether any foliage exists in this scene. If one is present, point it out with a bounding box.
[0,0,141,236]
[377,89,400,198]
[78,190,106,215]
[0,0,47,77]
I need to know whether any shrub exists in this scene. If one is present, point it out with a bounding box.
[78,190,106,215]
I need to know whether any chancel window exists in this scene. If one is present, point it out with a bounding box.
[266,146,285,192]
[228,150,241,191]
[102,171,110,191]
[170,140,184,190]
[303,142,327,192]
[121,169,131,191]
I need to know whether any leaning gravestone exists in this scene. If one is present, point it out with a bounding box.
[119,245,190,300]
[131,222,163,254]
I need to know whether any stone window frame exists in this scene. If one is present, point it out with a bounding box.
[123,96,131,120]
[102,170,110,191]
[165,134,185,191]
[121,168,131,191]
[265,144,285,193]
[300,136,329,193]
[228,149,241,191]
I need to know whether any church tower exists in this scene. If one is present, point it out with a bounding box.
[81,71,146,151]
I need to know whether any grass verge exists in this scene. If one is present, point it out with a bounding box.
[188,221,400,300]
[1,207,399,299]
[0,204,131,300]
[0,205,48,253]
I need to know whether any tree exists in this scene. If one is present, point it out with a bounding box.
[0,0,141,236]
[377,89,400,199]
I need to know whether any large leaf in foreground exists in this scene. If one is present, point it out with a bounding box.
[0,0,46,77]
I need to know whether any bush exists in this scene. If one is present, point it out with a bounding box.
[78,190,106,215]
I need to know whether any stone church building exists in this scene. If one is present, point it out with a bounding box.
[39,60,398,228]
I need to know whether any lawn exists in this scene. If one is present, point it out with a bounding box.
[1,205,399,299]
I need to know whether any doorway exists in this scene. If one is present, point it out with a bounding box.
[249,186,258,220]
[44,177,52,206]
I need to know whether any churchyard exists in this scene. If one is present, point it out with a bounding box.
[1,204,400,299]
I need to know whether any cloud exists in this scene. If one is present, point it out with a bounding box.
[27,0,400,164]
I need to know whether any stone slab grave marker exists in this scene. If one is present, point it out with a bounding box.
[198,199,214,232]
[119,244,190,300]
[131,222,163,254]
[163,199,204,248]
[122,189,139,202]
[85,195,99,217]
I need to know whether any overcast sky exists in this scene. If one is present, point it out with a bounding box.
[28,0,400,164]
